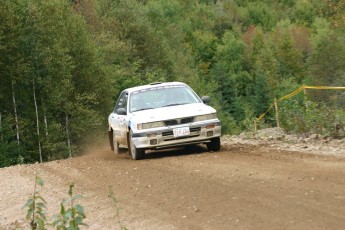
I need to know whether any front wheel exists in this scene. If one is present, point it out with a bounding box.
[206,137,221,152]
[129,130,145,160]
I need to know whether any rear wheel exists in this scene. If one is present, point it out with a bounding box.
[113,132,119,155]
[109,129,114,151]
[206,137,221,152]
[129,130,145,160]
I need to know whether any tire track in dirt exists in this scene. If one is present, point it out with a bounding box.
[1,142,345,229]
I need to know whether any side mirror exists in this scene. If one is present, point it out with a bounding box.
[117,108,127,115]
[201,96,210,104]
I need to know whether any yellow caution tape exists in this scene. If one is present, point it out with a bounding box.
[256,103,274,122]
[255,87,303,123]
[255,85,345,123]
[303,86,345,90]
[279,87,304,101]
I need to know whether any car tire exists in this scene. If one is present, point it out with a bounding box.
[206,137,221,152]
[109,129,114,151]
[113,132,120,155]
[129,130,145,160]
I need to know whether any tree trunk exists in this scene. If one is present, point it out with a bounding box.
[41,96,49,137]
[11,80,20,145]
[44,111,48,137]
[0,112,3,141]
[33,79,43,163]
[40,96,50,159]
[65,113,72,158]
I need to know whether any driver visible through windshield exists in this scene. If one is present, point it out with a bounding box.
[129,85,201,112]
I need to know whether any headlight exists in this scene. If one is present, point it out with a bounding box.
[194,113,217,122]
[137,121,165,130]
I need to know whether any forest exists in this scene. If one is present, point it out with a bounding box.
[1,0,345,167]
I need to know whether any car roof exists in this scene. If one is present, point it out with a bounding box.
[125,82,188,94]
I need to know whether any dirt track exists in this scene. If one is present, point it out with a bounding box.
[1,140,345,229]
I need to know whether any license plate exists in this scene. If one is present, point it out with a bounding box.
[173,127,190,137]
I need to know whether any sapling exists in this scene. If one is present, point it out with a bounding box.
[51,183,87,230]
[23,175,47,230]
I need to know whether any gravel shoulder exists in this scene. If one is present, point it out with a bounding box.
[1,130,345,229]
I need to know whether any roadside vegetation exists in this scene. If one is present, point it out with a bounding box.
[0,176,87,230]
[0,176,127,230]
[1,0,345,167]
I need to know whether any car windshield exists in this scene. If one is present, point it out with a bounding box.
[129,85,201,112]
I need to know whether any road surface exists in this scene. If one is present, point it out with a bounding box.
[1,141,345,229]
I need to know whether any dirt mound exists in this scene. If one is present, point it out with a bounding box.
[222,127,345,157]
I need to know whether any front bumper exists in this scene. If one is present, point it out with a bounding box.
[132,120,221,150]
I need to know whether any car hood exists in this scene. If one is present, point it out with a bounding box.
[130,103,216,123]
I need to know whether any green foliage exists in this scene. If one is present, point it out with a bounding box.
[275,31,307,84]
[0,114,25,166]
[51,183,87,230]
[291,0,314,25]
[252,72,271,116]
[241,1,278,31]
[23,175,47,230]
[1,0,345,165]
[191,30,217,73]
[0,0,112,166]
[310,31,345,87]
[22,176,87,230]
[280,100,345,137]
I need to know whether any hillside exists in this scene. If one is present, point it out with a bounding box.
[1,0,345,166]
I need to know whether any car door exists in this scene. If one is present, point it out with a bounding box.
[110,91,129,145]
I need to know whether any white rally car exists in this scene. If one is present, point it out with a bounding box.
[108,82,221,160]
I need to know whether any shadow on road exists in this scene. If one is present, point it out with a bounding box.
[144,145,208,160]
[83,140,212,161]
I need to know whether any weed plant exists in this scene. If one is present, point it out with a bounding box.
[21,176,87,230]
[3,177,128,230]
[108,186,128,230]
[23,175,48,229]
[51,183,87,230]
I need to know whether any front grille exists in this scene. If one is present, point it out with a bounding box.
[181,117,193,124]
[190,127,201,132]
[163,117,194,126]
[164,120,178,126]
[162,131,173,136]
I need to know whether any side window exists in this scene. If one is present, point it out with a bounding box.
[114,91,128,113]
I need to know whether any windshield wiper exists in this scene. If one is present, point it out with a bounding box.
[133,107,154,112]
[163,103,188,107]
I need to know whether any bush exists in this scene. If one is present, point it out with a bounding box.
[21,176,87,230]
[280,100,345,137]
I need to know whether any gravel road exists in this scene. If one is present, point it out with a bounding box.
[1,138,345,229]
